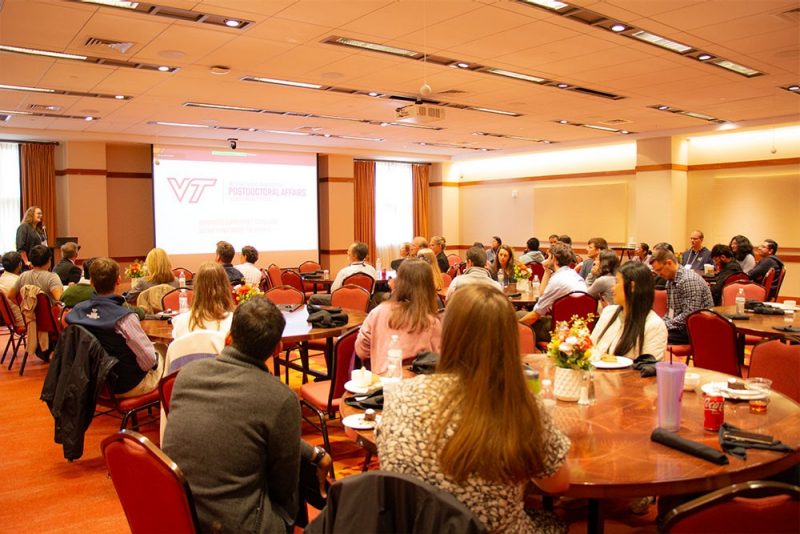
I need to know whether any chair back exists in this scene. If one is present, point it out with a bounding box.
[327,327,360,408]
[165,329,225,373]
[34,293,62,335]
[722,273,749,287]
[446,264,461,278]
[299,261,322,292]
[161,288,193,312]
[101,430,200,534]
[653,289,668,316]
[551,291,598,328]
[686,310,740,376]
[171,268,193,281]
[761,267,776,300]
[265,285,305,305]
[441,272,452,288]
[772,268,786,302]
[281,269,305,293]
[527,262,545,281]
[447,254,462,267]
[267,264,283,289]
[305,470,487,533]
[0,291,23,331]
[661,480,800,534]
[331,285,371,312]
[259,268,272,292]
[159,371,179,415]
[722,282,767,306]
[748,337,800,403]
[343,272,375,293]
[518,323,535,354]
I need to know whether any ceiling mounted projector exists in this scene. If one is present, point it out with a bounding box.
[395,104,445,124]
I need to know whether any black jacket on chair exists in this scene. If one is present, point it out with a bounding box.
[40,325,118,461]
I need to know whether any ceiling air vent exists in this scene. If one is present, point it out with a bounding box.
[28,104,62,111]
[598,118,632,126]
[0,114,11,122]
[84,37,134,54]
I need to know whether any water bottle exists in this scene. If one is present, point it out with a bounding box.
[178,270,186,288]
[383,334,403,396]
[497,269,506,287]
[178,289,189,313]
[531,275,540,297]
[375,258,382,278]
[735,288,745,314]
[539,378,556,411]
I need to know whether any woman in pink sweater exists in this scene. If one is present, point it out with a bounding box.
[355,258,443,374]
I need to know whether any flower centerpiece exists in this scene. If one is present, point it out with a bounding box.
[513,262,531,291]
[124,260,147,279]
[234,284,263,305]
[547,314,595,401]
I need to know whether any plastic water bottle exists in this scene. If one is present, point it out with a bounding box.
[178,289,189,313]
[531,275,540,297]
[539,378,556,411]
[375,258,382,279]
[383,334,403,393]
[497,269,506,287]
[178,270,186,288]
[735,288,745,314]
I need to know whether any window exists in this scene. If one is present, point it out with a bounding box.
[0,143,21,252]
[374,161,412,264]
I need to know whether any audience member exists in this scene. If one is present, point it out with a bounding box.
[0,251,24,326]
[650,248,713,345]
[586,249,619,306]
[66,258,164,397]
[591,262,667,360]
[749,239,783,298]
[163,297,331,534]
[632,242,651,264]
[729,235,756,274]
[486,236,501,265]
[16,206,46,270]
[216,241,244,285]
[651,242,674,290]
[310,242,377,305]
[355,258,442,374]
[125,247,178,303]
[709,245,744,306]
[519,237,545,265]
[548,234,559,246]
[444,246,502,301]
[409,236,428,256]
[558,234,572,245]
[60,258,96,307]
[681,230,712,271]
[519,243,586,342]
[235,245,262,286]
[491,244,516,284]
[390,242,411,271]
[416,248,444,292]
[9,245,63,302]
[172,262,235,339]
[377,284,570,533]
[578,237,608,279]
[54,241,82,286]
[429,235,450,273]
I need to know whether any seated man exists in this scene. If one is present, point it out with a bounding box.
[578,237,608,279]
[749,239,784,299]
[235,245,262,286]
[60,258,96,307]
[409,235,428,257]
[54,241,82,286]
[650,248,713,345]
[390,242,411,271]
[519,242,587,342]
[162,297,331,533]
[430,235,450,273]
[8,245,63,303]
[309,242,377,305]
[518,237,545,265]
[681,230,712,271]
[633,242,652,264]
[445,245,502,301]
[66,258,163,397]
[0,251,24,326]
[710,244,744,306]
[216,240,244,285]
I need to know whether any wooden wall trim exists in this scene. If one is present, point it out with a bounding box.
[107,172,152,179]
[430,169,635,188]
[429,182,461,188]
[319,177,354,184]
[320,249,349,255]
[687,157,800,171]
[55,168,106,176]
[636,163,688,172]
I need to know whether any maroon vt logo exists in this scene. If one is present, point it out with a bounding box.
[167,177,217,203]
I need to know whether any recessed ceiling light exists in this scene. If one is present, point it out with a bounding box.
[325,36,421,58]
[787,85,799,91]
[84,116,95,121]
[263,129,310,136]
[157,66,170,72]
[367,92,380,97]
[0,109,34,115]
[620,130,630,134]
[583,124,619,132]
[153,121,210,128]
[480,148,489,151]
[337,135,383,142]
[697,54,713,61]
[379,122,389,127]
[557,83,569,89]
[517,0,570,11]
[482,67,547,84]
[0,44,88,60]
[243,76,324,90]
[630,30,692,53]
[224,19,241,27]
[0,84,56,93]
[455,62,470,69]
[467,106,521,117]
[657,105,669,110]
[611,24,626,32]
[710,58,761,77]
[184,102,261,113]
[114,95,125,100]
[79,0,139,9]
[323,133,332,137]
[558,120,569,124]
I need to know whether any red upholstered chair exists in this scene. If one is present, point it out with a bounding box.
[161,288,193,312]
[748,337,800,403]
[447,264,461,279]
[265,286,309,382]
[267,264,282,290]
[343,272,375,294]
[760,267,776,301]
[300,327,359,454]
[441,272,452,289]
[447,254,462,267]
[101,430,200,534]
[722,281,767,305]
[536,291,598,351]
[518,323,535,354]
[265,285,305,306]
[661,480,800,534]
[686,309,741,376]
[299,260,322,295]
[653,289,668,317]
[722,273,750,287]
[305,285,370,375]
[96,382,161,431]
[171,267,193,281]
[0,291,27,369]
[527,263,545,281]
[281,269,305,293]
[14,293,61,375]
[158,371,179,415]
[259,268,271,292]
[772,268,787,302]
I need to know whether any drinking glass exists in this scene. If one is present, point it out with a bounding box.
[746,377,772,414]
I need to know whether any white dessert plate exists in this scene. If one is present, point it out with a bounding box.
[342,413,381,430]
[701,382,767,400]
[592,356,634,369]
[344,380,382,394]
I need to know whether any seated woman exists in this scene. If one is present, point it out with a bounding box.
[416,247,444,292]
[729,235,756,274]
[377,284,570,532]
[586,250,619,307]
[591,262,667,360]
[125,247,178,303]
[491,244,516,285]
[355,258,442,374]
[172,262,235,339]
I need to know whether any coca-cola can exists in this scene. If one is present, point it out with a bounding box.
[703,395,724,431]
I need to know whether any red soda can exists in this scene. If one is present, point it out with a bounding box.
[703,395,724,431]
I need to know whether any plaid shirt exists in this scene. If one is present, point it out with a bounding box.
[665,268,714,332]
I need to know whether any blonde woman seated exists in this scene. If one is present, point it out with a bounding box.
[172,262,235,340]
[355,258,442,374]
[417,247,444,291]
[125,247,178,303]
[377,284,571,533]
[591,262,667,360]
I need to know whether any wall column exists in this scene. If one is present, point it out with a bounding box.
[318,154,354,272]
[429,162,462,254]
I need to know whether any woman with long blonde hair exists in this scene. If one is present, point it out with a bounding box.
[16,206,47,269]
[355,258,442,374]
[172,262,235,339]
[377,284,571,533]
[416,247,444,291]
[126,248,178,303]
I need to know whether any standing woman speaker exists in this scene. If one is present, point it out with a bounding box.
[16,206,47,270]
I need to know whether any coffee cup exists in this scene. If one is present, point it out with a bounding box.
[703,264,714,275]
[684,372,700,390]
[351,367,372,388]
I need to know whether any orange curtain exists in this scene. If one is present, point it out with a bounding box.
[412,163,429,238]
[353,160,376,263]
[20,143,57,243]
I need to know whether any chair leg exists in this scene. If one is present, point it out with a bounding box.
[361,451,372,472]
[18,351,29,376]
[299,344,310,384]
[1,335,13,364]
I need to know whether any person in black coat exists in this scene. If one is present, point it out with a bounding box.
[54,241,82,285]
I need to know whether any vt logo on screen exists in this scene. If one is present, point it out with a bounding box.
[167,177,217,203]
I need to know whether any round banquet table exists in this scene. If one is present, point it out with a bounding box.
[340,354,800,532]
[712,305,798,337]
